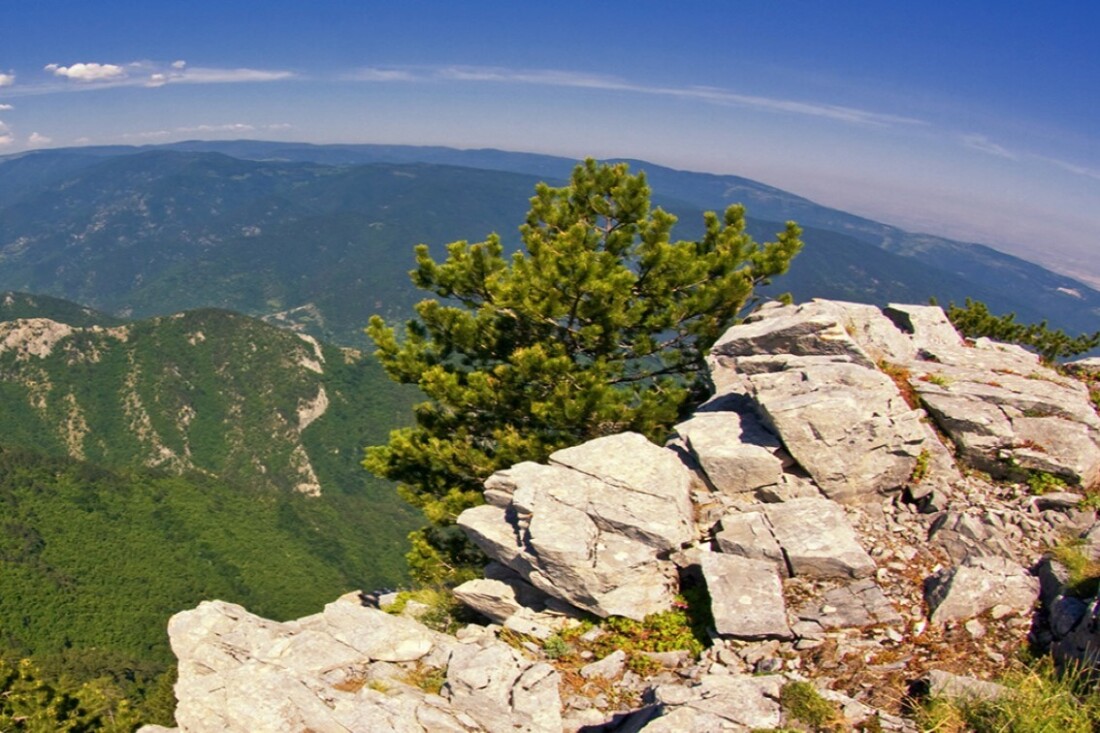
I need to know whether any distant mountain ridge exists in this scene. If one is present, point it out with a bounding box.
[1,141,1096,347]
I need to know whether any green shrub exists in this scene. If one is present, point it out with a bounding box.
[779,681,844,731]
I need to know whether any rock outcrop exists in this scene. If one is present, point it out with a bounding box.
[144,300,1100,733]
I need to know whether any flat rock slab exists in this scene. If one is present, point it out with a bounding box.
[701,552,792,639]
[925,555,1039,624]
[645,675,784,731]
[926,670,1007,702]
[164,596,489,733]
[796,579,902,630]
[446,639,562,733]
[764,498,876,579]
[714,510,785,570]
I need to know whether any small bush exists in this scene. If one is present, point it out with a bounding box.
[542,635,571,660]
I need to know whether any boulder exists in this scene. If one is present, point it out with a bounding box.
[711,300,875,368]
[674,411,786,495]
[924,556,1039,624]
[458,433,693,620]
[452,579,523,624]
[700,551,792,639]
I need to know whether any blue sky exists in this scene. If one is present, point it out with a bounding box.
[2,1,1098,287]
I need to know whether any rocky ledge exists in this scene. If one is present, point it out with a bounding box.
[142,300,1100,732]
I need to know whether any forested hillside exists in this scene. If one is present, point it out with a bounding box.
[0,296,416,691]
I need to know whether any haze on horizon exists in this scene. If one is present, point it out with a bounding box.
[1,1,1097,289]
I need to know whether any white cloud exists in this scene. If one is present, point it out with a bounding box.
[0,121,13,146]
[27,132,51,146]
[171,60,187,70]
[45,62,127,82]
[353,65,926,128]
[0,72,14,87]
[0,104,12,110]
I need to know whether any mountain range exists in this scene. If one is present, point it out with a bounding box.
[1,141,1097,349]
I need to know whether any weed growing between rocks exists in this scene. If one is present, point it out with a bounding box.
[914,657,1100,733]
[1027,471,1068,496]
[1050,540,1100,598]
[878,361,919,409]
[778,680,845,731]
[399,662,446,695]
[383,587,474,632]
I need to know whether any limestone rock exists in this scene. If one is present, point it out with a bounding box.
[701,551,792,639]
[445,638,561,733]
[714,510,785,569]
[711,300,875,368]
[925,556,1039,624]
[926,670,1008,702]
[796,579,903,631]
[765,498,876,579]
[458,433,693,620]
[638,675,784,730]
[452,579,523,624]
[747,356,930,502]
[913,343,1100,485]
[674,411,785,495]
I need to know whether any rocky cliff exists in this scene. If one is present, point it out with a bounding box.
[142,300,1100,732]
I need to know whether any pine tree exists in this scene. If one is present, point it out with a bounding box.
[366,159,803,582]
[946,298,1100,362]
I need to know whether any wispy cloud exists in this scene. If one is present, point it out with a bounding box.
[0,121,13,146]
[959,132,1100,183]
[27,132,51,146]
[0,104,12,111]
[121,122,294,140]
[1042,156,1100,183]
[351,65,928,128]
[146,61,295,87]
[45,62,126,82]
[961,133,1019,160]
[345,68,418,82]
